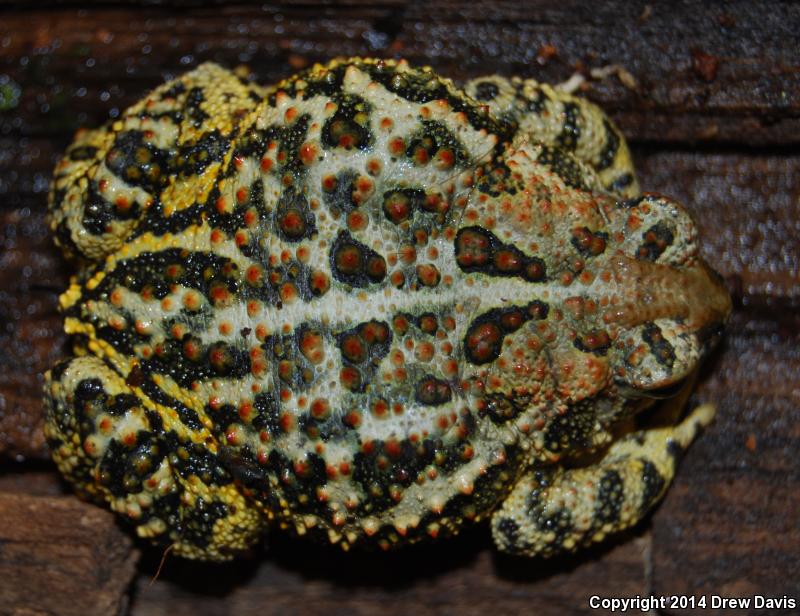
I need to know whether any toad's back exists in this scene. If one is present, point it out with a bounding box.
[45,59,730,559]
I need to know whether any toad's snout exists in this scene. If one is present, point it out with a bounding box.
[605,255,732,336]
[599,194,732,393]
[603,254,731,394]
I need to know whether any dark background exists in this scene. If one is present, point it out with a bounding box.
[0,1,798,614]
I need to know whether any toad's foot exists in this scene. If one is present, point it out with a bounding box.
[491,404,715,557]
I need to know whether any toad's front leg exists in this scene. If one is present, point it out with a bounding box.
[491,403,714,557]
[48,62,262,265]
[463,74,640,199]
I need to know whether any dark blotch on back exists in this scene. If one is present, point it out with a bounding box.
[464,302,549,365]
[276,188,316,242]
[455,226,547,282]
[330,230,387,287]
[415,376,452,406]
[321,93,373,151]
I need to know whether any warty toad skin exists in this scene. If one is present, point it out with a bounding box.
[44,58,731,560]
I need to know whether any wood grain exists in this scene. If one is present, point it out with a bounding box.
[130,532,651,616]
[0,1,798,145]
[0,494,139,616]
[0,2,797,614]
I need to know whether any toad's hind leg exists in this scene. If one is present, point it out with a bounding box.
[44,356,264,561]
[464,75,639,199]
[491,404,714,557]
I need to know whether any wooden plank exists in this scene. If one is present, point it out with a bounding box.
[635,150,800,301]
[0,286,64,460]
[0,467,64,495]
[0,1,798,144]
[0,493,139,616]
[0,232,65,458]
[0,2,797,614]
[650,307,800,610]
[129,532,650,615]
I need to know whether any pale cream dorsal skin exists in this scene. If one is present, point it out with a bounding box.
[44,58,731,560]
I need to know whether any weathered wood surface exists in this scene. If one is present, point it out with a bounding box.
[0,493,139,616]
[130,533,653,616]
[0,1,798,144]
[0,1,798,614]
